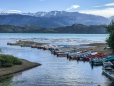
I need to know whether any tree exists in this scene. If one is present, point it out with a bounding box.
[106,20,114,53]
[106,20,114,33]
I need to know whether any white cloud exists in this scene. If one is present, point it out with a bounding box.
[7,10,21,13]
[79,8,114,18]
[105,3,114,6]
[66,5,80,11]
[94,2,114,8]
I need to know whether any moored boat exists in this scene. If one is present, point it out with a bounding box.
[57,50,77,57]
[102,69,114,80]
[105,56,114,61]
[69,51,92,60]
[90,58,106,65]
[57,52,68,57]
[102,61,114,80]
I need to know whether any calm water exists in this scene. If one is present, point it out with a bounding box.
[0,33,113,86]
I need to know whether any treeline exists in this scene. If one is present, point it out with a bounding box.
[0,24,107,34]
[55,24,107,34]
[0,25,46,33]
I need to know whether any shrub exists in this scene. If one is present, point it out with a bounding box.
[0,54,22,67]
[106,20,114,53]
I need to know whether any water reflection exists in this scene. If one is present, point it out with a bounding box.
[0,75,13,86]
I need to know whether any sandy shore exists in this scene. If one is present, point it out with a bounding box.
[79,43,113,56]
[0,59,41,77]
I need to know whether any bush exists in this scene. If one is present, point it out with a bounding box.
[106,20,114,53]
[13,58,22,65]
[106,32,114,53]
[0,54,22,67]
[3,63,13,67]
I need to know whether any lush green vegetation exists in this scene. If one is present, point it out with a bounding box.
[0,54,22,67]
[106,20,114,53]
[0,24,107,34]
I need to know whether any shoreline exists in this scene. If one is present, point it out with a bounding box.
[79,43,113,56]
[1,42,113,78]
[0,59,41,77]
[8,40,113,56]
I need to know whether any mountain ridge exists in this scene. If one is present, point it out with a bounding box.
[0,11,111,28]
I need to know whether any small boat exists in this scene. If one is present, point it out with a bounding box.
[54,50,67,55]
[90,55,114,66]
[67,51,82,58]
[50,48,59,54]
[105,56,114,61]
[57,50,77,57]
[69,51,92,60]
[88,52,105,58]
[102,69,114,80]
[57,52,68,57]
[102,61,114,69]
[90,58,106,65]
[102,61,114,80]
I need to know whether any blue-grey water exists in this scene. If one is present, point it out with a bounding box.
[0,33,113,86]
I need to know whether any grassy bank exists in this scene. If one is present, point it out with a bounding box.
[0,54,41,77]
[0,54,22,67]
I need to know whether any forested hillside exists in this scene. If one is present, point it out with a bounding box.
[0,24,107,34]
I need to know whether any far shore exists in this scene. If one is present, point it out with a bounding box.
[0,59,41,77]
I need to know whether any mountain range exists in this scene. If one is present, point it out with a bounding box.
[0,11,112,28]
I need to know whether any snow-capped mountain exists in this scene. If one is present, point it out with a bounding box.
[22,11,110,25]
[0,11,111,27]
[22,11,67,17]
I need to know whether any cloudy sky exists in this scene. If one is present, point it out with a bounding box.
[0,0,114,18]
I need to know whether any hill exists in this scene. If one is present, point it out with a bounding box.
[0,24,107,34]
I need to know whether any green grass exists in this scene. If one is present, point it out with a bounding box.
[0,54,22,67]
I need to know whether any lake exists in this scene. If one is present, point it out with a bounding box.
[0,33,113,86]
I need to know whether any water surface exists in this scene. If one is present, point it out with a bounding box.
[0,33,113,86]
